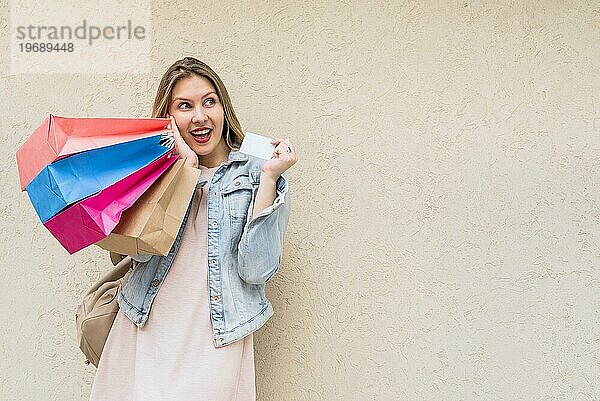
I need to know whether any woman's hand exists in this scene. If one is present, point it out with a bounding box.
[261,138,298,180]
[166,114,199,168]
[251,138,297,220]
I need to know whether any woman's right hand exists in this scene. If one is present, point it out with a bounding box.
[166,114,199,168]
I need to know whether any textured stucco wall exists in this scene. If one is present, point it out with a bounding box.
[1,1,599,400]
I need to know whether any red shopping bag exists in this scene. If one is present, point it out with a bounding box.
[16,114,170,190]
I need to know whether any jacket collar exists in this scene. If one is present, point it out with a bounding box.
[224,148,248,164]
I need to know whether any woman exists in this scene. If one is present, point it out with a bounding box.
[89,57,297,400]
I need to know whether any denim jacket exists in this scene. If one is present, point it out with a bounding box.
[117,150,291,348]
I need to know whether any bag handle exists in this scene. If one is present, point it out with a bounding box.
[86,256,132,297]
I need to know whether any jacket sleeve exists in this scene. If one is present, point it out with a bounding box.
[237,174,291,285]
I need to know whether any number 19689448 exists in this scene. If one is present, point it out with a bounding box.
[19,42,74,52]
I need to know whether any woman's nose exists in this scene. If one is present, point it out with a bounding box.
[191,108,208,123]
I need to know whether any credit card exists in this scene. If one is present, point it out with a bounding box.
[239,132,276,160]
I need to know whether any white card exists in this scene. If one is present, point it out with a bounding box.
[239,132,275,160]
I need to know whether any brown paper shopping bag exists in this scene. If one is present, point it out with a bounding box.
[95,159,200,256]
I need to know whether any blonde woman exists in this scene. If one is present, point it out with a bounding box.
[89,57,297,401]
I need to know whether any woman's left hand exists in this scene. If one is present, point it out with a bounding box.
[261,138,298,180]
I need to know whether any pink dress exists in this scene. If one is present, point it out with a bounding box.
[89,165,256,401]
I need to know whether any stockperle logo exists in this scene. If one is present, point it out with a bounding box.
[10,0,151,74]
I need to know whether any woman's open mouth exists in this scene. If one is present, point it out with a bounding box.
[190,128,212,144]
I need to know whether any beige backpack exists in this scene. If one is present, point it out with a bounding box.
[75,254,132,367]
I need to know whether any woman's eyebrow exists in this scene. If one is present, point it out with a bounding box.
[172,92,217,103]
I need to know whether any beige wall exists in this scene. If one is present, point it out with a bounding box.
[1,1,599,400]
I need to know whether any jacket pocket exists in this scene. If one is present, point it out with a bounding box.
[222,174,253,222]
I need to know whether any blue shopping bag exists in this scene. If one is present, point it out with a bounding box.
[26,134,170,223]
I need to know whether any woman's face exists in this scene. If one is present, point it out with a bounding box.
[168,74,229,166]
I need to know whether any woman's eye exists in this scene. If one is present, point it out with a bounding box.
[204,98,216,107]
[178,102,191,110]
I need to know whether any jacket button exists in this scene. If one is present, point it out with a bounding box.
[219,338,224,342]
[211,221,218,228]
[213,295,219,301]
[151,278,160,287]
[210,259,217,265]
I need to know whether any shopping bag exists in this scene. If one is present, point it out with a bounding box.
[25,135,170,223]
[17,114,170,190]
[44,151,178,254]
[96,160,202,256]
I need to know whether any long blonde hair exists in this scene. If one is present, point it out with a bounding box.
[152,57,244,149]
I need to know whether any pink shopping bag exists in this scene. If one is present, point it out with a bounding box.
[43,150,178,254]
